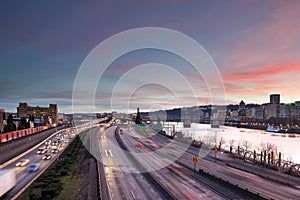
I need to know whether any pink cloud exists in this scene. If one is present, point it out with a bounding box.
[223,62,300,82]
[222,2,300,71]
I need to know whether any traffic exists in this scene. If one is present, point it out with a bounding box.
[0,128,76,198]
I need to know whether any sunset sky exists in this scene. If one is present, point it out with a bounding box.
[1,0,300,113]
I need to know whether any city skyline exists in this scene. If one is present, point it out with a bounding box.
[1,1,300,113]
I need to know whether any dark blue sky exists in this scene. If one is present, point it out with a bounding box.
[1,0,300,113]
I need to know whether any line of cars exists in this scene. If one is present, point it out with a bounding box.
[15,136,70,172]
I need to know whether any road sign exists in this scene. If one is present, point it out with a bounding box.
[214,149,218,154]
[192,156,198,163]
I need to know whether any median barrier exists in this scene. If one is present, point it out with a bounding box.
[114,127,176,200]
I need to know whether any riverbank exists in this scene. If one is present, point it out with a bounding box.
[224,123,300,134]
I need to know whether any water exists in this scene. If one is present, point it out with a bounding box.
[162,122,300,164]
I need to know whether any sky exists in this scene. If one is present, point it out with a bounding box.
[1,0,300,113]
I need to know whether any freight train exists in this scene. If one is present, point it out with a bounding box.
[0,126,48,143]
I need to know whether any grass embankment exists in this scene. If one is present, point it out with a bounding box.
[149,124,162,132]
[17,134,95,200]
[135,127,149,137]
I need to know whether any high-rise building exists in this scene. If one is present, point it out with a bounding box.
[17,103,58,125]
[270,94,280,104]
[266,103,279,119]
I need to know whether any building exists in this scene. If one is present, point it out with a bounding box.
[246,105,264,119]
[279,102,300,120]
[263,94,281,119]
[17,103,58,125]
[270,94,280,104]
[266,103,278,119]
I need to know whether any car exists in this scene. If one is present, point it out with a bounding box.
[16,159,30,167]
[135,143,144,148]
[45,140,51,145]
[27,163,40,172]
[51,149,59,154]
[52,141,58,146]
[59,143,64,147]
[42,154,52,160]
[37,148,47,154]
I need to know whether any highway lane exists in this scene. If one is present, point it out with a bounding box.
[0,125,67,165]
[1,127,79,200]
[91,126,163,200]
[143,126,300,200]
[119,126,242,200]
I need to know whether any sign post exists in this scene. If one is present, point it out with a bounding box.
[214,148,218,161]
[192,155,198,173]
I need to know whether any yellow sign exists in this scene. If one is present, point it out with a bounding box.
[192,156,198,163]
[214,149,218,154]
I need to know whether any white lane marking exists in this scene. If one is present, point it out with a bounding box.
[130,190,136,199]
[105,149,108,157]
[109,149,113,157]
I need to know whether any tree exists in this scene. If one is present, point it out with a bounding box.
[18,117,29,130]
[242,140,253,152]
[260,142,276,154]
[135,108,142,124]
[217,137,226,150]
[3,114,16,133]
[229,139,235,147]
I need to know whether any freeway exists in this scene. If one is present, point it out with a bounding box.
[117,126,251,200]
[89,126,164,200]
[0,125,67,165]
[0,127,78,200]
[140,125,300,200]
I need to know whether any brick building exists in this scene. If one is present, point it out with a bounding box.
[17,103,58,125]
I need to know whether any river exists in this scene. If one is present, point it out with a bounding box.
[162,122,300,164]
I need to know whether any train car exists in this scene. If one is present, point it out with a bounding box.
[28,128,34,135]
[20,130,25,137]
[6,132,13,141]
[0,134,7,143]
[0,125,49,144]
[13,131,18,139]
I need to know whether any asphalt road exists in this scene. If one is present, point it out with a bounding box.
[138,125,300,200]
[118,125,246,200]
[0,127,78,200]
[92,126,163,200]
[0,126,67,165]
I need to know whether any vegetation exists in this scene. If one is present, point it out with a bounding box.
[3,113,16,133]
[134,108,142,124]
[135,126,149,137]
[18,117,30,130]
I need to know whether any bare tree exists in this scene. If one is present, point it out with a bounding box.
[260,142,277,154]
[217,137,226,150]
[242,140,253,152]
[229,139,235,147]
